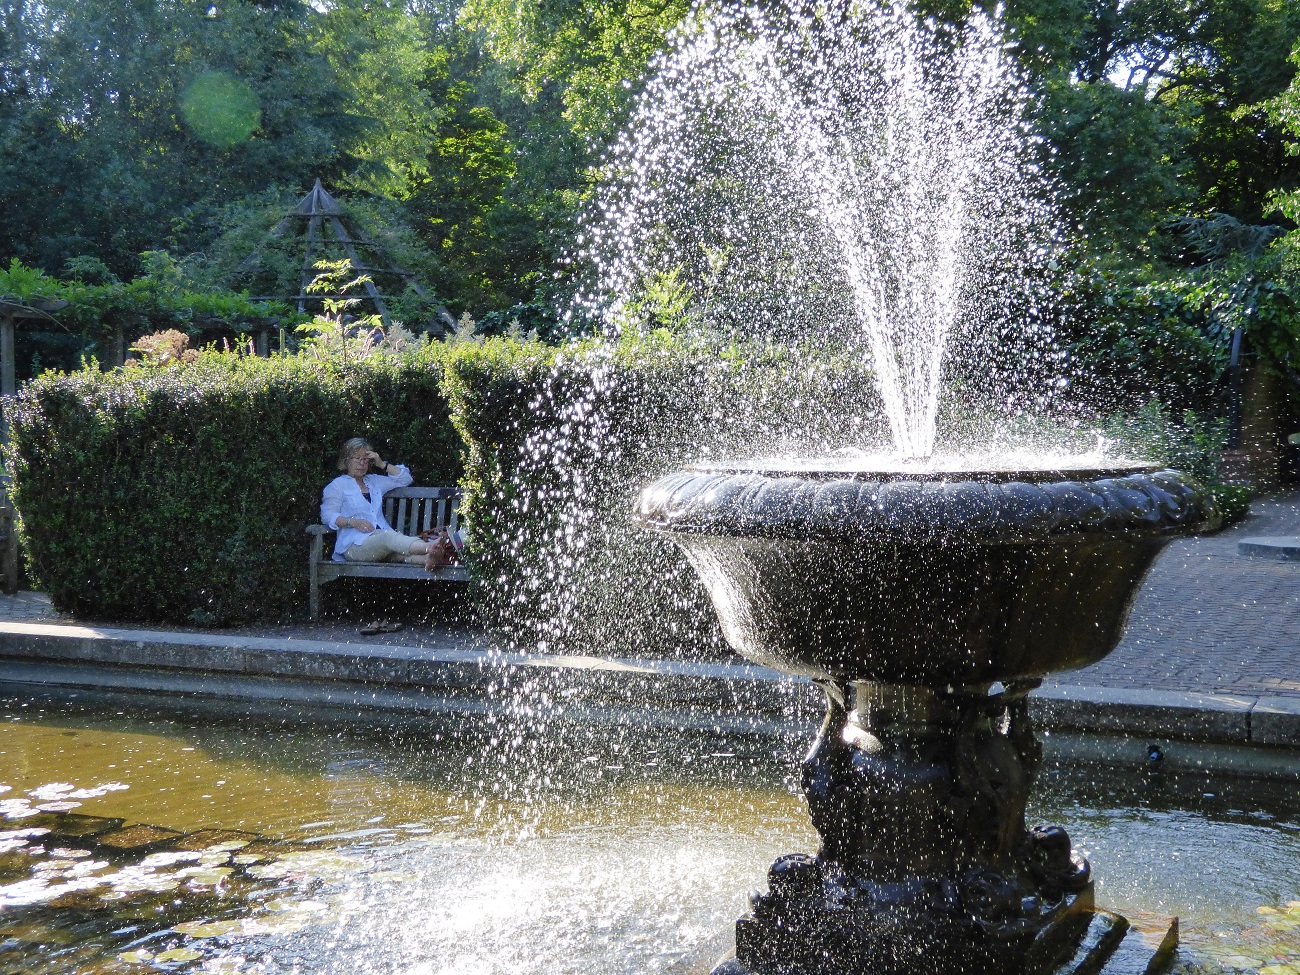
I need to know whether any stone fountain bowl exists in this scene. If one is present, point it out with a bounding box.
[636,463,1219,685]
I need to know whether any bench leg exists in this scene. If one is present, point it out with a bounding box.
[309,535,323,621]
[1,508,16,596]
[309,569,320,621]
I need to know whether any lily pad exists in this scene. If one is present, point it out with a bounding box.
[142,851,203,868]
[180,866,233,885]
[174,919,245,938]
[117,949,154,963]
[244,915,309,935]
[156,947,204,962]
[264,898,327,913]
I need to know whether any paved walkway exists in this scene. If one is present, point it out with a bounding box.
[1045,491,1300,699]
[3,493,1296,699]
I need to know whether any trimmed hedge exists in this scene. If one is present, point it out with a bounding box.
[443,331,882,660]
[4,348,461,624]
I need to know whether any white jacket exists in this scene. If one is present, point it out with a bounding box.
[320,465,414,560]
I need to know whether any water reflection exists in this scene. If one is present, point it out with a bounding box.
[0,694,1296,974]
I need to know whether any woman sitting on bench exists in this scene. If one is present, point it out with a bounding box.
[321,437,442,568]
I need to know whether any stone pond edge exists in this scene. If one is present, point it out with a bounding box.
[0,621,1296,758]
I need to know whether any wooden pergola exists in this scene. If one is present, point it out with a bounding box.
[0,296,68,397]
[237,179,455,335]
[0,296,61,592]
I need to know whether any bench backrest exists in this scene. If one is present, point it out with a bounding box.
[383,486,462,538]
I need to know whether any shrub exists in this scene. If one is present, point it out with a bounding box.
[1209,483,1253,525]
[442,330,882,660]
[4,347,462,624]
[128,329,199,366]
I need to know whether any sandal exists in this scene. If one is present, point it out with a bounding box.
[359,621,382,636]
[379,621,404,633]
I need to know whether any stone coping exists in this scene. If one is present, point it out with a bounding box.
[0,620,1296,752]
[1238,536,1300,561]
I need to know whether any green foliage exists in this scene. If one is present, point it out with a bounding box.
[477,296,566,341]
[1210,483,1253,524]
[442,331,882,658]
[461,0,687,146]
[4,348,463,625]
[0,258,295,377]
[317,0,441,200]
[1059,229,1300,413]
[1058,259,1229,412]
[0,258,57,300]
[190,188,454,330]
[1099,400,1254,525]
[1101,400,1228,486]
[1002,0,1300,246]
[0,254,300,381]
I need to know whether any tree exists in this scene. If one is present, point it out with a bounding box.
[460,0,688,147]
[0,0,438,278]
[997,0,1300,246]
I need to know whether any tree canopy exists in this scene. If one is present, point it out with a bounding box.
[0,0,1296,342]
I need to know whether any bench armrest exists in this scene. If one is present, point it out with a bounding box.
[305,524,332,536]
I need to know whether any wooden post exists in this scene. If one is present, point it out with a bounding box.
[112,326,126,368]
[256,330,269,357]
[0,314,15,398]
[0,502,16,595]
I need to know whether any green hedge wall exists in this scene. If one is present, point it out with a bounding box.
[443,331,881,660]
[4,348,462,624]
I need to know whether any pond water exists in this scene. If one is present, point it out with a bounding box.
[0,691,1297,975]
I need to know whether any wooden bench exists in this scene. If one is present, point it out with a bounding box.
[306,485,469,620]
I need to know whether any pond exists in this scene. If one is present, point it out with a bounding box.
[0,691,1297,975]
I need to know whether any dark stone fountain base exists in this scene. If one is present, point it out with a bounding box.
[714,911,1179,975]
[706,681,1179,975]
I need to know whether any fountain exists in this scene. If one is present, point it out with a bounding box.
[638,462,1216,974]
[611,2,1223,973]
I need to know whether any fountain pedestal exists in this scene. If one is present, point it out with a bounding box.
[636,464,1213,975]
[733,681,1097,975]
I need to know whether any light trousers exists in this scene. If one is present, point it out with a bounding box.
[343,529,424,564]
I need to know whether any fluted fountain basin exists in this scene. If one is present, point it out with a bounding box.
[636,463,1218,685]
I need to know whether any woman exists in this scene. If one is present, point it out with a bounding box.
[320,437,440,567]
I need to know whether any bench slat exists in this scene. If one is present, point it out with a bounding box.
[321,561,470,582]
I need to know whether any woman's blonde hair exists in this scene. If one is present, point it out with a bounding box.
[337,437,372,471]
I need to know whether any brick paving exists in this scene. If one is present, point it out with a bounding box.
[2,490,1297,700]
[1046,491,1300,699]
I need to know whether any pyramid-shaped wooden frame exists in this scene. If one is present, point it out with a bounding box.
[238,179,454,334]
